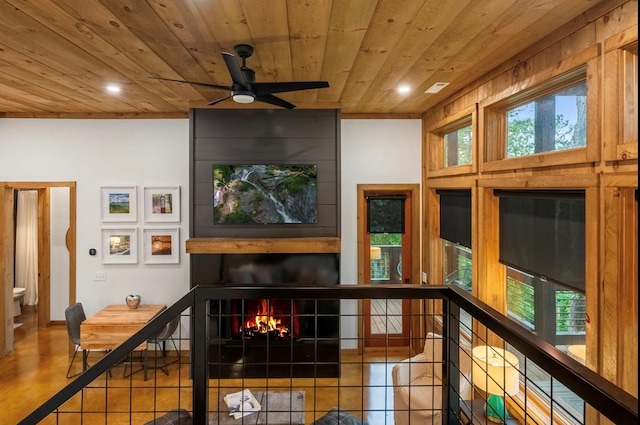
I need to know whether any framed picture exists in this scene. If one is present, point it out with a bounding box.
[144,186,180,222]
[101,186,137,222]
[143,227,180,264]
[101,228,137,264]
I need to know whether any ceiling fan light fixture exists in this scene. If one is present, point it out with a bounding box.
[232,92,255,104]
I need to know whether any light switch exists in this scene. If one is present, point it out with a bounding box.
[94,271,107,281]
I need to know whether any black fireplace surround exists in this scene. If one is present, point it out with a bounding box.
[200,253,341,378]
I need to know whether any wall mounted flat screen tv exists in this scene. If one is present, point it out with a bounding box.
[213,164,317,224]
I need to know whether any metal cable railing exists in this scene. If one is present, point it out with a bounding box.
[18,285,638,425]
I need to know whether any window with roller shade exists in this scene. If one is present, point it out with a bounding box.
[366,196,405,234]
[437,190,471,249]
[438,189,473,336]
[497,190,586,347]
[497,190,585,291]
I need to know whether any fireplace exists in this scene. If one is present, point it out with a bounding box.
[197,251,341,378]
[233,299,299,340]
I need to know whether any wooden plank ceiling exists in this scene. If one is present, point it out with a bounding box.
[0,0,621,118]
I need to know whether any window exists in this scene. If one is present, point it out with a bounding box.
[438,189,473,334]
[443,240,472,292]
[506,267,586,346]
[444,123,472,167]
[482,61,596,171]
[437,189,471,249]
[507,81,587,158]
[425,107,475,177]
[497,190,585,292]
[367,196,405,234]
[497,190,586,346]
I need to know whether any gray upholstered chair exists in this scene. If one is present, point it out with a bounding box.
[125,315,181,378]
[64,302,88,378]
[65,302,112,378]
[147,315,181,375]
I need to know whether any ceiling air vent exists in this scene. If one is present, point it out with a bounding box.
[425,82,449,94]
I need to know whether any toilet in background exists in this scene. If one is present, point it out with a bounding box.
[13,287,26,317]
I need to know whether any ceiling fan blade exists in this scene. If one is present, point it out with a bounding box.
[222,52,247,87]
[253,81,329,95]
[151,76,231,91]
[207,95,232,106]
[255,94,296,109]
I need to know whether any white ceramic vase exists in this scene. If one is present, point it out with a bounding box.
[126,294,141,309]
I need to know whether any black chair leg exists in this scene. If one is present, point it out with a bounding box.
[66,347,81,379]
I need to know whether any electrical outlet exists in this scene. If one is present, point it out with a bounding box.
[422,272,427,283]
[94,271,107,281]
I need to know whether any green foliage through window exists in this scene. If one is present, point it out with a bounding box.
[444,124,472,166]
[507,82,587,158]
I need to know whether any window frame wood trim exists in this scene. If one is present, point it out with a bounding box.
[603,26,638,161]
[425,104,477,178]
[480,46,600,173]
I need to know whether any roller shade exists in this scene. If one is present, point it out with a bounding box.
[437,189,471,249]
[366,195,406,234]
[496,190,585,292]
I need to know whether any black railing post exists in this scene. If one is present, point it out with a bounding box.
[192,287,209,424]
[443,300,462,425]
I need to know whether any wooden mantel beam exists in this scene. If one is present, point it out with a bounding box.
[185,237,341,254]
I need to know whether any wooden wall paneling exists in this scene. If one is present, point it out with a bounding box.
[481,108,503,165]
[420,0,638,408]
[603,26,638,161]
[618,187,638,396]
[470,186,479,299]
[603,43,624,160]
[476,187,504,312]
[586,54,602,163]
[583,187,600,378]
[603,173,638,396]
[477,174,599,190]
[618,44,638,159]
[596,1,638,41]
[425,132,442,175]
[600,185,621,384]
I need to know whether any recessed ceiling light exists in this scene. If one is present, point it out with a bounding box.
[106,84,121,94]
[397,85,411,94]
[424,82,449,94]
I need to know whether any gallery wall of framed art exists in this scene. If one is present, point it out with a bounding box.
[100,185,181,265]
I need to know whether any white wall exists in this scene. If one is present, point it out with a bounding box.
[339,119,423,347]
[1,117,422,341]
[50,187,70,320]
[1,119,190,318]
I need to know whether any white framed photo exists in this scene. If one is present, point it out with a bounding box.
[143,186,180,222]
[101,186,137,222]
[143,227,180,264]
[101,228,138,264]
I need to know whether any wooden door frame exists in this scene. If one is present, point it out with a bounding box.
[0,181,76,357]
[356,183,421,353]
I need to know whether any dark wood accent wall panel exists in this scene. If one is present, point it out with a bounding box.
[190,108,341,238]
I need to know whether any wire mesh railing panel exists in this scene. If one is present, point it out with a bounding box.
[18,285,637,425]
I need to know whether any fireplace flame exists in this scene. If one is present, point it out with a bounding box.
[241,299,290,339]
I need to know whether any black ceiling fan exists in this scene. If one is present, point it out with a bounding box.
[154,44,329,109]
